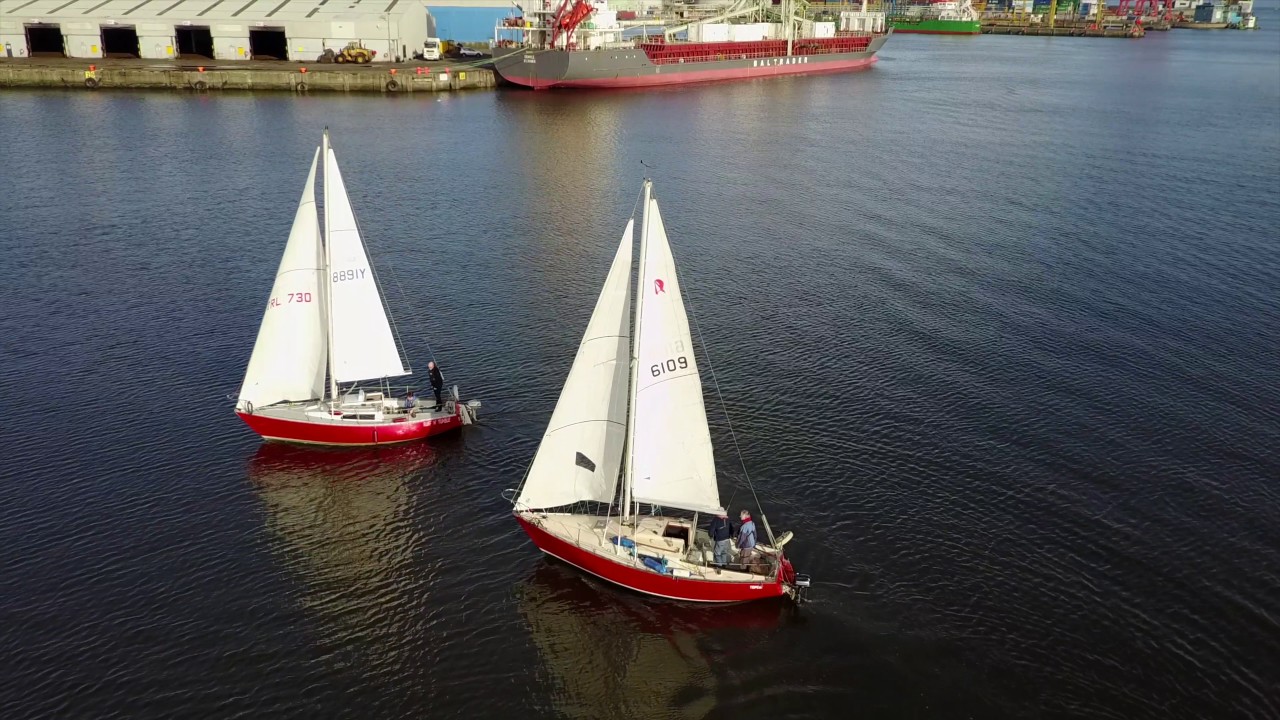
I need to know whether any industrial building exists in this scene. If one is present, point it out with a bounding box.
[0,0,430,62]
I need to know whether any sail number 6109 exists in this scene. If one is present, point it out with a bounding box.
[651,356,689,377]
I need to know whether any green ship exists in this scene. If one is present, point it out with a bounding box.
[889,0,982,34]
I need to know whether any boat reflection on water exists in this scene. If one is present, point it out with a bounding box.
[246,441,446,673]
[515,560,790,720]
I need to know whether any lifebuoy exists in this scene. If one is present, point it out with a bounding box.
[193,79,208,92]
[386,78,400,92]
[84,77,99,89]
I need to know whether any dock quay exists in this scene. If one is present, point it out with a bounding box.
[0,58,498,94]
[981,18,1147,37]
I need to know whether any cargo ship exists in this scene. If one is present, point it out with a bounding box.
[887,0,981,34]
[492,0,890,90]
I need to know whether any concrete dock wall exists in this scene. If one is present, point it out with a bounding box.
[0,60,498,93]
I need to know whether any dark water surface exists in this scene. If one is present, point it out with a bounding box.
[2,22,1279,720]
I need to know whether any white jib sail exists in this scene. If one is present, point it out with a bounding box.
[629,198,722,514]
[324,148,408,384]
[518,221,635,510]
[237,149,328,411]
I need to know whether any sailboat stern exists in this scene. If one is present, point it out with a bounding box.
[776,555,811,604]
[448,385,482,425]
[758,531,810,604]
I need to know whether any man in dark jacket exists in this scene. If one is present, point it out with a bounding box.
[707,508,733,569]
[428,361,444,411]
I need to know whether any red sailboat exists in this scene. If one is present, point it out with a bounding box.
[511,180,809,604]
[233,130,479,445]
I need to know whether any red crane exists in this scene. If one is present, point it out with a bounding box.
[550,0,595,49]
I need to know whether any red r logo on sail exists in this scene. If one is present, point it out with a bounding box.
[654,279,665,295]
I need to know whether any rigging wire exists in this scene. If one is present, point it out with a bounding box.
[679,242,775,545]
[360,230,414,374]
[341,167,424,378]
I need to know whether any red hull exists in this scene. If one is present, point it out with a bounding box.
[508,55,877,90]
[236,408,463,445]
[516,515,790,603]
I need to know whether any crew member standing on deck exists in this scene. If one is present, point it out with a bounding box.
[736,510,758,566]
[429,361,444,411]
[708,508,733,571]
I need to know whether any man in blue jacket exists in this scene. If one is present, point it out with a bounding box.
[737,510,758,566]
[707,508,733,569]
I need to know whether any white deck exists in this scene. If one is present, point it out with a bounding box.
[524,512,779,583]
[252,392,456,426]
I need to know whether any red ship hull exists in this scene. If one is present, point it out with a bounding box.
[236,408,463,445]
[539,55,876,89]
[493,33,889,90]
[516,515,791,603]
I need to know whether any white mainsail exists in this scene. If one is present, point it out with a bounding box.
[518,221,635,510]
[628,197,722,514]
[237,149,327,410]
[323,148,409,384]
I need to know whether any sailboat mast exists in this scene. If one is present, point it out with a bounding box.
[322,128,338,403]
[622,179,652,524]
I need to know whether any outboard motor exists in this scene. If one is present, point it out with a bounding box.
[792,574,812,604]
[452,385,482,425]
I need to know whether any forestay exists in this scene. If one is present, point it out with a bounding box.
[237,149,327,410]
[324,148,409,384]
[518,222,635,510]
[628,198,722,514]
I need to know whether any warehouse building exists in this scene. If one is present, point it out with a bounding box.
[0,0,430,62]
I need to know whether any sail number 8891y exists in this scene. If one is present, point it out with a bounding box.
[332,268,368,283]
[651,356,689,377]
